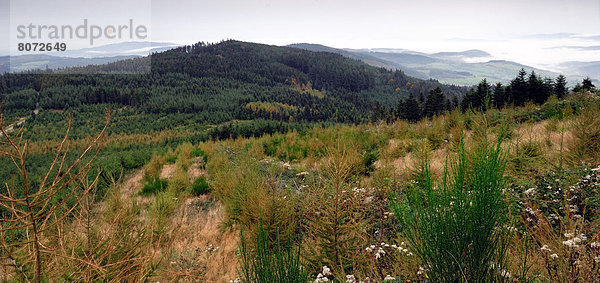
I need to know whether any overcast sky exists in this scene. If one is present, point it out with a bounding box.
[2,0,600,70]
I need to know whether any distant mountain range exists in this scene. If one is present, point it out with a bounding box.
[0,42,180,73]
[2,41,597,87]
[289,43,596,86]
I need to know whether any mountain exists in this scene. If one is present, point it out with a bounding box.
[559,61,600,80]
[0,42,181,73]
[55,41,181,58]
[290,44,562,86]
[0,54,139,73]
[0,40,466,127]
[287,43,399,71]
[431,49,491,58]
[350,49,559,86]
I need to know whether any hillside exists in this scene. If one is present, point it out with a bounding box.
[0,40,465,140]
[289,43,566,86]
[2,92,599,281]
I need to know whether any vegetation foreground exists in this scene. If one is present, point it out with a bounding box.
[1,90,600,282]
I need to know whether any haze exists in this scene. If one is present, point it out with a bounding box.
[2,0,600,70]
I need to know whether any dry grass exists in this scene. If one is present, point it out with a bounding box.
[162,197,240,281]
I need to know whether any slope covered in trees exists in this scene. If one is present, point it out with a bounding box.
[0,40,465,133]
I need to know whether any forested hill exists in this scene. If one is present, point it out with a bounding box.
[0,40,465,126]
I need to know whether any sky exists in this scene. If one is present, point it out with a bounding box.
[2,0,600,70]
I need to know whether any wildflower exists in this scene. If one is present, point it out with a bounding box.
[322,266,332,276]
[550,253,559,260]
[417,267,425,275]
[595,255,600,263]
[366,244,375,253]
[346,274,356,283]
[524,187,536,196]
[564,232,575,238]
[375,247,386,259]
[499,269,512,279]
[562,239,579,248]
[541,245,552,252]
[383,275,396,281]
[590,242,600,248]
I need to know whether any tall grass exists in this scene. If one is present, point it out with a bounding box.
[392,133,511,282]
[239,221,309,283]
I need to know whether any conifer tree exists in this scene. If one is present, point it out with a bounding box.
[554,75,568,98]
[424,87,445,117]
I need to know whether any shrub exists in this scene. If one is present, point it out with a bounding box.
[166,155,178,164]
[569,99,600,165]
[392,134,511,282]
[190,176,211,196]
[240,221,309,283]
[191,147,206,158]
[140,178,168,196]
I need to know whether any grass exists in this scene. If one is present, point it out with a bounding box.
[240,220,309,283]
[392,128,511,281]
[4,94,600,281]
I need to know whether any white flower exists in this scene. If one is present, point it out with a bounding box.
[562,239,579,248]
[541,245,552,252]
[564,232,575,238]
[524,187,536,196]
[595,255,600,263]
[550,253,559,259]
[499,269,512,278]
[345,274,356,283]
[590,242,600,248]
[322,266,332,276]
[383,275,396,281]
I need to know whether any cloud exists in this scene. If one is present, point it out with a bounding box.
[574,35,600,41]
[520,33,577,40]
[548,45,600,51]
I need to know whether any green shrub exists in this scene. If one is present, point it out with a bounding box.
[140,178,168,196]
[191,147,206,158]
[240,221,308,283]
[392,134,511,282]
[166,155,178,164]
[190,176,211,196]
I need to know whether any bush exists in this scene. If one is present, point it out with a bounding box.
[240,221,308,283]
[191,147,206,158]
[392,134,511,282]
[140,178,168,196]
[166,155,178,164]
[190,176,211,196]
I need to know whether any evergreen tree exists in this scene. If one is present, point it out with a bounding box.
[424,87,445,117]
[582,77,595,91]
[451,95,459,109]
[402,94,422,122]
[554,75,568,99]
[527,71,543,103]
[493,83,506,109]
[510,68,528,105]
[475,79,491,110]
